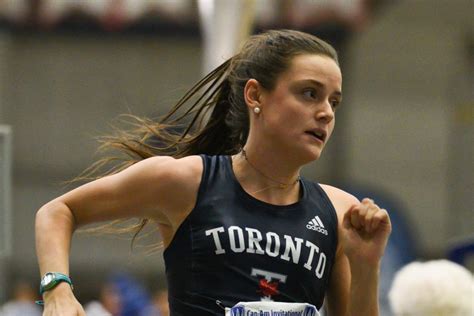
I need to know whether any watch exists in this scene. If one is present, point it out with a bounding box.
[39,272,73,295]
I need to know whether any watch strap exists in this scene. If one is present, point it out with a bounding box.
[39,272,73,295]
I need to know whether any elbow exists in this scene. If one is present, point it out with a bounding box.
[35,200,77,231]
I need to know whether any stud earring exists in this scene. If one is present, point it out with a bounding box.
[253,107,261,114]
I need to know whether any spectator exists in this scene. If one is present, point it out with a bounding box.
[0,280,42,316]
[388,259,473,316]
[84,282,122,316]
[140,288,169,316]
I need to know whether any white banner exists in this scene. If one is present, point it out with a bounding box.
[225,301,319,316]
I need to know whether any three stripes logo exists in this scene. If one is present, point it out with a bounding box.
[306,216,328,235]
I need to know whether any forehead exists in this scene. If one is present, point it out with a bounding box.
[279,54,342,89]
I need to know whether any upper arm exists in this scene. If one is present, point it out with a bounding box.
[320,184,360,315]
[48,155,203,228]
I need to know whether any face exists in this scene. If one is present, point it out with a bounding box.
[253,54,342,162]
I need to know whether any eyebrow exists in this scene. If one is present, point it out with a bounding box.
[297,79,343,98]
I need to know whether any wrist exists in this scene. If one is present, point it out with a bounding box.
[36,272,73,305]
[36,282,75,306]
[39,272,73,297]
[347,255,381,270]
[348,260,380,284]
[42,281,74,299]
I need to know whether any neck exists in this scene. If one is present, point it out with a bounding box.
[231,147,302,205]
[241,141,303,180]
[241,148,300,188]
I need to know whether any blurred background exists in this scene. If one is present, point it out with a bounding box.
[0,0,472,315]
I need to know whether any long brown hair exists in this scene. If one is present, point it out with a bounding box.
[77,29,339,247]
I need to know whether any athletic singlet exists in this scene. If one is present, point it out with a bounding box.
[164,155,338,315]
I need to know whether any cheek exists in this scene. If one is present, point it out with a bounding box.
[265,100,301,125]
[263,94,309,133]
[327,119,336,138]
[275,109,306,133]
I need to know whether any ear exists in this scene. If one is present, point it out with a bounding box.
[244,79,262,112]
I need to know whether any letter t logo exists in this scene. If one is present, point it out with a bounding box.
[251,268,287,301]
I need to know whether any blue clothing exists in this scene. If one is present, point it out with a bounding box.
[164,155,338,315]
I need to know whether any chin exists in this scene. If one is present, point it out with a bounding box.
[294,147,323,165]
[308,151,323,162]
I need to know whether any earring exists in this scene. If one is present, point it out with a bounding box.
[253,107,261,114]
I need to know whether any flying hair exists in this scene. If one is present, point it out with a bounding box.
[72,29,339,248]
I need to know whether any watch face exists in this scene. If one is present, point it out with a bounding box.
[42,273,55,287]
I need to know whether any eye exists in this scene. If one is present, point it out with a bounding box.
[330,99,341,109]
[302,88,317,99]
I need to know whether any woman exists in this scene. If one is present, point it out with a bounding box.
[35,29,391,315]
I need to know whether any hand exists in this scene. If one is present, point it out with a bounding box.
[341,198,392,266]
[42,283,85,316]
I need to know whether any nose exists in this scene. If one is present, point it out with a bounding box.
[315,100,334,123]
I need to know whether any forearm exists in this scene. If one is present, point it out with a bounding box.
[35,200,76,277]
[35,201,87,315]
[346,261,380,316]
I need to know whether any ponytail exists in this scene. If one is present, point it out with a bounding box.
[181,75,239,156]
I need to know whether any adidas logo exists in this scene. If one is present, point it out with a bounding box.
[306,216,328,235]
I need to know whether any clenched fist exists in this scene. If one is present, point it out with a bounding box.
[341,198,392,266]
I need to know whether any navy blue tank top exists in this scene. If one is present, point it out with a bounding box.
[164,155,338,315]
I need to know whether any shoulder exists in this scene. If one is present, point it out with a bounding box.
[136,155,203,185]
[131,155,204,223]
[318,184,358,203]
[141,155,204,241]
[319,184,359,218]
[115,155,203,208]
[140,155,203,203]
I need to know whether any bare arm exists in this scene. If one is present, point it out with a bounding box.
[325,237,381,316]
[322,185,391,316]
[35,155,202,315]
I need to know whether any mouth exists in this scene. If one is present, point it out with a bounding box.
[305,129,326,143]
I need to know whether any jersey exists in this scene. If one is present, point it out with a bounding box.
[163,155,339,315]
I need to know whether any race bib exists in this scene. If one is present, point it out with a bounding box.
[224,301,319,316]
